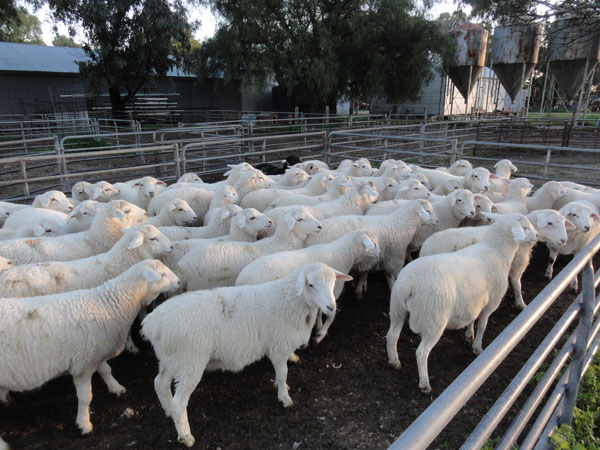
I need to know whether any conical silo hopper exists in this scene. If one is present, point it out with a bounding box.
[548,17,600,101]
[491,23,542,101]
[444,23,489,100]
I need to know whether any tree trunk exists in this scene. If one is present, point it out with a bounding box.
[109,84,126,118]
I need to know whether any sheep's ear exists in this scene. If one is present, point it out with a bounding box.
[481,211,500,221]
[142,268,161,282]
[83,184,94,196]
[113,208,127,219]
[352,162,359,167]
[417,207,431,220]
[156,180,167,186]
[511,224,527,241]
[65,210,78,222]
[32,225,46,236]
[491,205,499,213]
[510,162,518,172]
[169,203,178,211]
[591,213,600,222]
[92,188,102,200]
[287,214,296,230]
[450,193,458,206]
[38,196,51,207]
[565,219,576,230]
[238,214,247,228]
[537,215,549,228]
[363,237,375,251]
[296,272,306,296]
[398,183,410,192]
[332,269,353,282]
[128,232,145,249]
[133,182,142,187]
[489,173,499,179]
[493,161,500,168]
[220,209,232,221]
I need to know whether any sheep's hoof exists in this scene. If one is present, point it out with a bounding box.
[514,302,526,311]
[178,434,195,447]
[126,343,140,354]
[472,346,483,356]
[313,332,326,344]
[111,385,127,397]
[419,385,432,395]
[388,360,402,370]
[464,335,474,344]
[77,421,93,435]
[0,392,12,406]
[544,270,552,280]
[280,397,294,408]
[288,353,301,364]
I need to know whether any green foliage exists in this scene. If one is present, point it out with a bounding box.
[195,0,453,112]
[51,34,82,47]
[42,0,195,113]
[436,10,468,33]
[0,7,46,45]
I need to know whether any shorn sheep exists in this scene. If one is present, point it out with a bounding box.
[386,213,537,393]
[141,263,352,447]
[145,199,198,227]
[176,207,322,290]
[158,204,242,241]
[0,260,180,435]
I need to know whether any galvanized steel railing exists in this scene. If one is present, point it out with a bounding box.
[389,232,600,450]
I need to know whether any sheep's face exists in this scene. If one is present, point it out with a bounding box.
[411,173,431,190]
[358,232,381,259]
[378,178,400,201]
[494,160,518,178]
[473,194,496,223]
[141,260,181,300]
[72,182,91,202]
[37,191,74,213]
[332,176,353,195]
[168,200,198,226]
[417,200,438,225]
[396,180,429,200]
[303,161,323,175]
[561,204,598,232]
[67,200,101,228]
[450,189,476,218]
[297,264,352,313]
[129,225,173,256]
[467,168,491,193]
[284,168,309,186]
[449,160,473,177]
[178,173,202,184]
[509,178,534,198]
[237,208,273,235]
[359,181,378,203]
[134,176,165,199]
[110,200,148,227]
[285,208,322,238]
[545,181,566,198]
[535,211,572,246]
[91,181,120,201]
[31,219,63,237]
[513,215,538,242]
[222,186,239,205]
[0,256,13,272]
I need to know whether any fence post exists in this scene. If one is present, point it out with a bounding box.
[559,261,596,426]
[450,139,458,164]
[261,140,267,163]
[20,161,30,197]
[174,143,181,179]
[418,123,426,164]
[543,150,552,181]
[325,106,329,125]
[54,136,70,191]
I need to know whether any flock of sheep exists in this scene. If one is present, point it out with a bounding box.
[0,154,599,448]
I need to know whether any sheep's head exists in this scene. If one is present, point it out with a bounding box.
[508,178,534,198]
[295,263,352,313]
[178,173,202,184]
[72,181,91,202]
[396,179,430,200]
[450,189,476,218]
[448,159,473,177]
[220,185,239,205]
[31,219,63,237]
[0,255,13,272]
[139,259,181,301]
[415,199,438,225]
[331,175,353,195]
[235,208,273,236]
[109,200,148,228]
[165,199,197,226]
[126,225,173,257]
[466,168,492,193]
[560,202,599,232]
[86,181,120,201]
[302,160,325,175]
[283,167,310,186]
[66,200,101,227]
[481,213,538,242]
[353,158,376,177]
[356,181,378,204]
[534,210,574,246]
[133,176,166,199]
[35,190,74,213]
[283,207,322,239]
[544,181,566,199]
[355,230,381,260]
[212,204,243,226]
[494,159,519,178]
[473,194,497,223]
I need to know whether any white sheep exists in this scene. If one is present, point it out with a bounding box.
[266,174,352,208]
[0,219,65,241]
[232,169,270,200]
[271,167,310,187]
[552,186,600,212]
[494,178,534,215]
[32,190,75,213]
[147,186,214,221]
[393,179,431,201]
[460,194,497,226]
[0,259,180,435]
[177,173,203,184]
[306,199,437,292]
[411,166,493,194]
[161,208,272,269]
[236,230,379,343]
[546,201,600,289]
[146,200,198,227]
[387,213,537,393]
[336,158,375,177]
[559,181,597,192]
[0,200,147,265]
[447,159,473,176]
[297,159,329,174]
[430,179,462,196]
[494,159,519,179]
[0,224,173,298]
[0,201,28,227]
[420,209,573,309]
[141,262,352,447]
[0,256,13,271]
[176,207,322,290]
[83,180,121,202]
[526,181,566,212]
[374,159,410,177]
[71,181,91,204]
[202,184,239,224]
[114,176,166,209]
[158,204,242,241]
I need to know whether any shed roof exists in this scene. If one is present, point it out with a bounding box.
[0,42,193,77]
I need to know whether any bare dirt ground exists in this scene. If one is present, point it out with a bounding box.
[0,245,594,450]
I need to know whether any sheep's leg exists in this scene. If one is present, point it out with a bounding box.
[0,388,11,405]
[569,275,579,292]
[170,366,206,448]
[472,309,495,355]
[510,272,527,310]
[125,332,140,354]
[154,364,175,417]
[386,309,407,369]
[97,361,126,396]
[385,271,397,291]
[72,370,95,434]
[416,327,445,394]
[313,310,336,344]
[314,309,324,332]
[271,357,293,407]
[355,273,368,300]
[288,353,301,364]
[465,322,474,343]
[545,248,558,280]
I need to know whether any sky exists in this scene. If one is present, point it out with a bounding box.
[28,0,467,46]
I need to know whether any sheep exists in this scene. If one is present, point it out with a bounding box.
[233,170,270,200]
[336,158,375,177]
[420,209,573,309]
[0,224,172,298]
[526,181,566,212]
[559,181,598,192]
[0,202,28,227]
[545,201,600,289]
[158,204,243,241]
[222,162,254,186]
[265,180,378,229]
[306,199,438,292]
[266,174,352,208]
[145,200,198,227]
[447,159,473,176]
[83,180,121,202]
[0,256,13,272]
[161,208,273,269]
[2,192,75,229]
[411,166,493,193]
[0,219,65,241]
[202,185,239,224]
[393,179,430,201]
[0,200,147,265]
[270,167,310,187]
[460,194,497,226]
[114,176,166,209]
[0,259,180,435]
[297,159,329,174]
[551,186,600,211]
[430,179,462,196]
[147,186,214,221]
[493,178,534,215]
[177,173,203,184]
[141,262,352,447]
[176,207,322,290]
[71,181,91,204]
[386,213,537,393]
[494,159,519,179]
[407,189,477,252]
[241,172,334,212]
[374,159,409,177]
[31,190,75,213]
[236,230,379,343]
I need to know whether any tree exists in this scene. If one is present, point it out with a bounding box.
[52,34,81,47]
[0,8,46,44]
[195,0,452,112]
[42,0,195,114]
[436,10,469,33]
[461,0,600,23]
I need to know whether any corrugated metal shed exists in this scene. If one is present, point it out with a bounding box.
[0,42,192,77]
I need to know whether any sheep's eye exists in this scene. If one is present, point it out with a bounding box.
[82,212,88,215]
[150,237,157,241]
[125,210,131,214]
[249,216,256,220]
[547,222,553,226]
[476,205,481,209]
[51,198,57,202]
[457,199,462,202]
[414,187,419,190]
[160,273,166,278]
[178,209,184,212]
[297,218,304,221]
[308,283,314,288]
